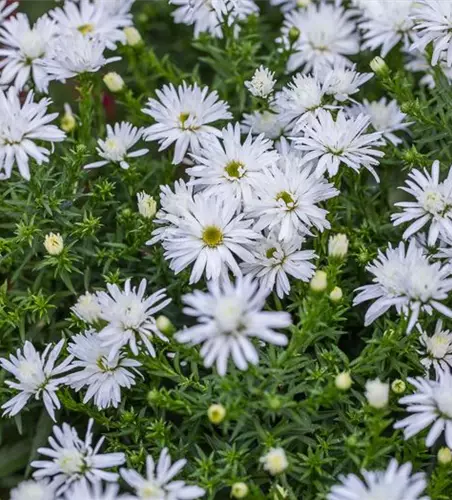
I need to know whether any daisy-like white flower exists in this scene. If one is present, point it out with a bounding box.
[0,0,17,23]
[292,109,384,180]
[63,481,124,500]
[394,370,452,448]
[275,74,327,126]
[327,459,428,500]
[350,98,411,146]
[318,61,373,102]
[0,87,65,181]
[245,65,276,98]
[411,0,452,67]
[142,82,231,164]
[66,330,141,410]
[419,320,452,375]
[0,339,73,421]
[38,32,120,83]
[84,122,149,170]
[392,161,452,245]
[96,279,171,359]
[49,0,131,50]
[71,291,102,324]
[359,0,415,57]
[0,13,57,92]
[241,109,289,140]
[154,192,259,283]
[245,147,339,240]
[353,240,452,332]
[280,2,360,73]
[187,123,279,205]
[31,419,125,494]
[120,448,205,500]
[175,275,291,375]
[241,233,316,298]
[10,479,56,500]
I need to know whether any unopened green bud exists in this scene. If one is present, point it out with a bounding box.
[288,26,300,44]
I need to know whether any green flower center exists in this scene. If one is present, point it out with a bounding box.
[276,191,295,208]
[224,160,245,179]
[266,247,277,259]
[202,226,223,248]
[78,23,95,35]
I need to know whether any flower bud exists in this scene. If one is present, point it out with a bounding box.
[391,379,406,394]
[438,447,452,465]
[61,103,76,133]
[137,191,157,219]
[124,26,143,46]
[156,315,174,335]
[310,270,327,292]
[288,26,300,44]
[103,72,125,93]
[207,403,226,424]
[260,448,288,475]
[365,378,389,409]
[329,286,343,302]
[370,56,388,76]
[231,482,249,499]
[44,233,64,255]
[328,233,349,259]
[335,372,352,391]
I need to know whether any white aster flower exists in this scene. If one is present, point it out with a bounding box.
[49,0,131,50]
[353,240,452,332]
[245,148,339,240]
[359,0,415,57]
[0,13,57,92]
[10,479,56,500]
[63,481,124,500]
[394,370,452,448]
[72,291,102,324]
[411,0,452,67]
[241,109,289,140]
[38,32,120,83]
[120,448,205,500]
[0,339,73,421]
[0,87,65,181]
[275,74,327,126]
[96,278,171,359]
[175,275,291,375]
[327,459,428,500]
[0,0,17,23]
[292,109,384,180]
[260,448,289,475]
[137,191,157,219]
[280,2,360,73]
[84,122,148,170]
[317,61,373,102]
[391,161,452,245]
[66,330,141,410]
[187,122,279,205]
[31,419,125,494]
[241,233,316,298]
[350,98,411,146]
[418,320,452,376]
[245,65,276,98]
[142,82,231,164]
[365,378,389,408]
[153,192,259,283]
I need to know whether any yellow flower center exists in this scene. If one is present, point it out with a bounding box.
[202,226,223,248]
[78,23,95,35]
[266,247,277,259]
[276,190,295,208]
[224,160,245,179]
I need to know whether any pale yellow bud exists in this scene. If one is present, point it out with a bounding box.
[438,447,452,464]
[137,191,157,219]
[231,482,249,498]
[156,315,174,335]
[329,286,343,302]
[44,233,64,256]
[370,56,388,75]
[328,233,349,259]
[365,378,389,409]
[260,448,288,475]
[207,404,226,424]
[103,72,125,93]
[61,104,76,133]
[391,379,406,394]
[124,26,142,46]
[335,372,352,391]
[310,270,327,292]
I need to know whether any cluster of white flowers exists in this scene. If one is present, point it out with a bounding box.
[5,0,452,498]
